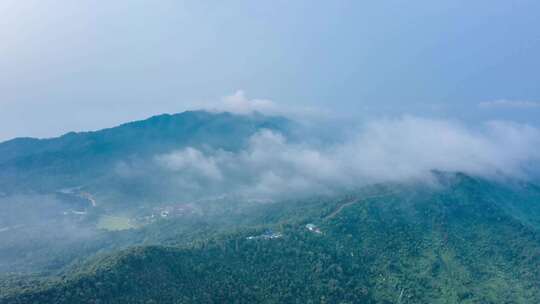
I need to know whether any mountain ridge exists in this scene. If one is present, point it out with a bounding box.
[0,110,292,194]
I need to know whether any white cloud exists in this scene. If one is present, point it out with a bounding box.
[219,90,279,115]
[479,99,540,109]
[153,117,540,199]
[156,147,223,181]
[202,90,330,121]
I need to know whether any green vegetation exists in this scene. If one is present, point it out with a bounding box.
[2,175,540,303]
[1,112,539,303]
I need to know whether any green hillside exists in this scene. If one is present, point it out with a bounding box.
[3,175,540,304]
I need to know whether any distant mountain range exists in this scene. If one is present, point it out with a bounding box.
[1,111,539,303]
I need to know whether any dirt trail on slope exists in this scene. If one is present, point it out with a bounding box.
[325,198,361,220]
[324,192,399,220]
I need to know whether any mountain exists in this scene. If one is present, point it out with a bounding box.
[0,111,291,194]
[2,174,540,303]
[0,111,293,275]
[1,112,540,303]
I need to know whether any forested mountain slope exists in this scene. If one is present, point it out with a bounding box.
[0,111,290,194]
[3,175,540,304]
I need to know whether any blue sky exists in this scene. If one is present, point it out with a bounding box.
[1,0,539,141]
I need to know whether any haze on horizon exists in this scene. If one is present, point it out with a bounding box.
[1,0,540,142]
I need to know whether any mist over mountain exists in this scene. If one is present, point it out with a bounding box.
[2,110,538,199]
[0,111,291,191]
[2,1,539,302]
[0,110,539,303]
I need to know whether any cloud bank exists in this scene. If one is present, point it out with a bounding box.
[152,116,540,199]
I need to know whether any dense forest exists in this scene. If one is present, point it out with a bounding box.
[2,174,540,303]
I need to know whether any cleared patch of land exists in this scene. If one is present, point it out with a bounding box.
[97,215,135,231]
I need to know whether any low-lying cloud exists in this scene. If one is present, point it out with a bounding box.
[153,116,540,199]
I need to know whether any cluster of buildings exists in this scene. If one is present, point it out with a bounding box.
[305,223,322,234]
[137,203,197,224]
[246,229,283,240]
[155,204,196,218]
[246,224,323,241]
